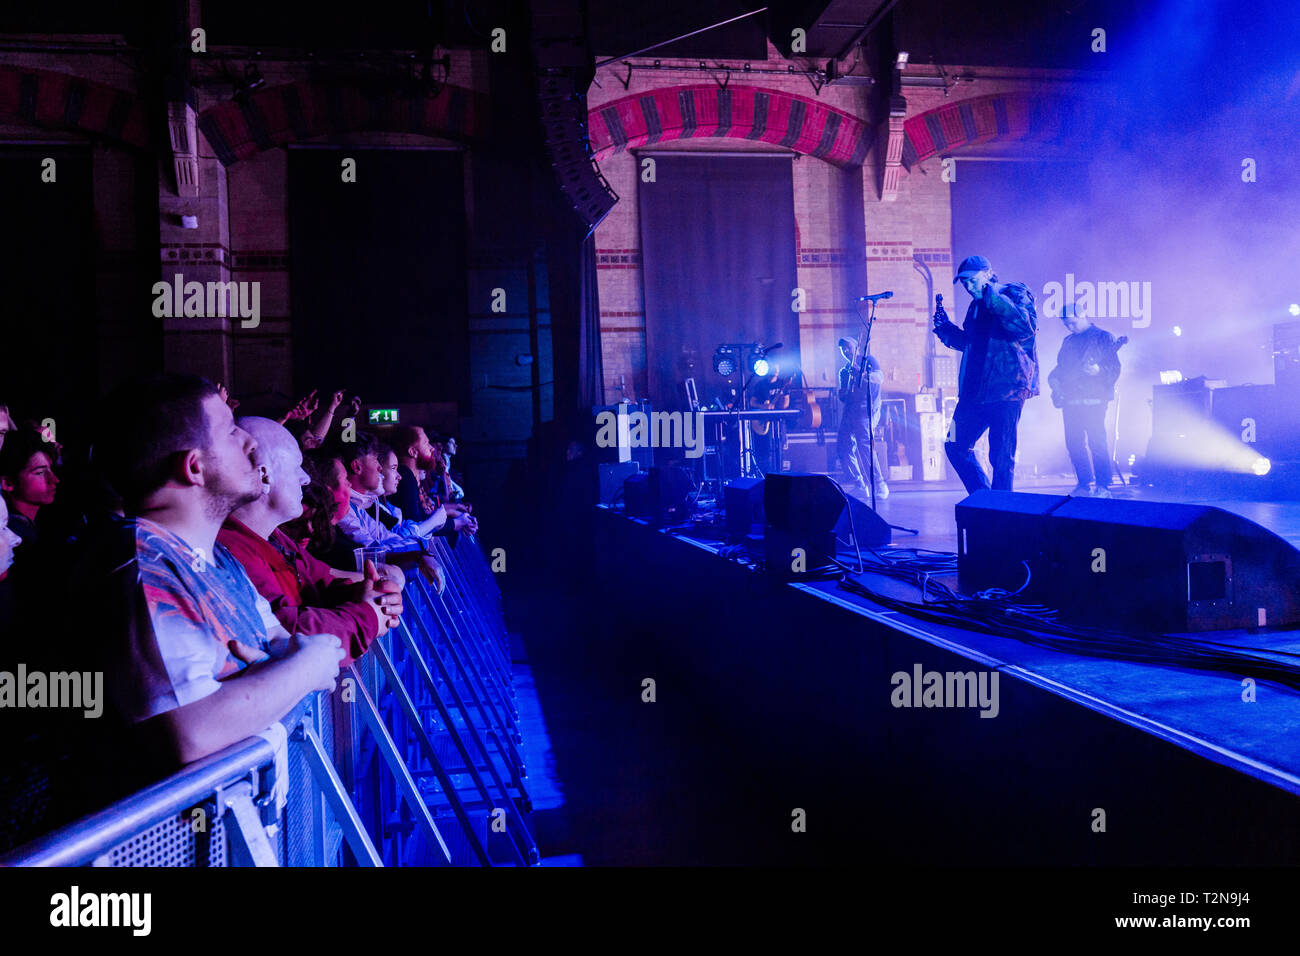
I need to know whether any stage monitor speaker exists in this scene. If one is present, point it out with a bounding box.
[956,491,1069,602]
[725,477,765,538]
[600,461,639,504]
[763,473,890,574]
[1047,496,1300,632]
[624,465,694,527]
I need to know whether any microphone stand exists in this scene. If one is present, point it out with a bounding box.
[854,297,918,539]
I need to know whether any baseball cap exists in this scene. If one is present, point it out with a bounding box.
[954,254,991,282]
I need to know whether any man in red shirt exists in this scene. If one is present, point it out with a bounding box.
[218,417,403,666]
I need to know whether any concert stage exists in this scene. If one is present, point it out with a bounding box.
[591,482,1300,866]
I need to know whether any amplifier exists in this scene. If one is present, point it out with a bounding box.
[783,431,835,474]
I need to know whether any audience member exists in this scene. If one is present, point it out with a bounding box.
[83,374,345,773]
[0,428,59,554]
[218,418,403,666]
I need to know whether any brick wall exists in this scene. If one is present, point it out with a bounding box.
[587,45,1088,408]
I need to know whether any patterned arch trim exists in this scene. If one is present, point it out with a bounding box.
[0,66,150,148]
[197,79,488,166]
[589,84,872,167]
[901,92,1091,169]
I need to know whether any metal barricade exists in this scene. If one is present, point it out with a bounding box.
[0,538,527,867]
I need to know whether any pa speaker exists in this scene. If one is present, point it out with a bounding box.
[1047,496,1300,632]
[724,477,765,539]
[624,465,694,527]
[956,490,1069,602]
[763,473,890,573]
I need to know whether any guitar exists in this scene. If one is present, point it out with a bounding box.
[1050,334,1128,408]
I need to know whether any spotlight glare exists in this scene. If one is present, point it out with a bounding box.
[1290,304,1300,316]
[1159,370,1183,385]
[753,357,770,377]
[1254,457,1272,476]
[1172,326,1182,336]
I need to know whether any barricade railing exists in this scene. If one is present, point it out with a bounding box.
[0,535,528,867]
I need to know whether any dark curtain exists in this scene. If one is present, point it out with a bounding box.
[578,232,604,407]
[289,148,469,407]
[638,154,798,412]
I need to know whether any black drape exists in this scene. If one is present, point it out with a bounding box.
[638,154,798,412]
[578,232,604,407]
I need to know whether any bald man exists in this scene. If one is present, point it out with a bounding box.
[217,417,403,666]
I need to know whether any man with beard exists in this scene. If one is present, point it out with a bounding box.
[391,425,475,534]
[77,375,345,793]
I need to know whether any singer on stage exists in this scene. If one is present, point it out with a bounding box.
[932,254,1040,492]
[837,337,888,498]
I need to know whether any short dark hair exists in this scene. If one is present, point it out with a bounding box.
[0,428,51,481]
[333,431,381,468]
[302,447,343,485]
[94,374,219,506]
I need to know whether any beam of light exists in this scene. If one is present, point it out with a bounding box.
[1148,405,1272,475]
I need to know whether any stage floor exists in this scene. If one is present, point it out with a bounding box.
[843,474,1300,553]
[674,477,1300,802]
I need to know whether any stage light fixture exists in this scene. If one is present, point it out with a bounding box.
[713,346,737,377]
[1290,304,1299,316]
[1254,457,1271,476]
[752,356,770,377]
[1172,325,1182,336]
[1160,370,1183,384]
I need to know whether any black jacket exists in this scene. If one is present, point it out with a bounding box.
[1048,324,1121,404]
[934,282,1040,403]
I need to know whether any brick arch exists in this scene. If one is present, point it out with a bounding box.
[901,92,1091,169]
[0,66,151,148]
[197,78,489,166]
[589,84,873,167]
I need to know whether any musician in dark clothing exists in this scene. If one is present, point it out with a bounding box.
[837,338,888,498]
[1047,303,1122,497]
[932,254,1040,492]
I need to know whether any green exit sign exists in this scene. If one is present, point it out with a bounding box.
[367,408,399,424]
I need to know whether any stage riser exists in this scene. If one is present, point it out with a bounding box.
[594,510,1300,865]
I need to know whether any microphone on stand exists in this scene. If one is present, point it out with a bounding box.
[857,291,894,302]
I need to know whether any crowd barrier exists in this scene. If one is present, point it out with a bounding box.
[0,536,536,867]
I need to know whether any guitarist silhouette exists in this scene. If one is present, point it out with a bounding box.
[1047,302,1126,497]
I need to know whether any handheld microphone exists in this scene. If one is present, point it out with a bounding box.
[857,291,893,302]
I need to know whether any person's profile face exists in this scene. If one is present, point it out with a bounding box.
[381,451,400,496]
[201,394,261,503]
[0,494,21,577]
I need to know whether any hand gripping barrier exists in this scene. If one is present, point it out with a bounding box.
[0,536,534,867]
